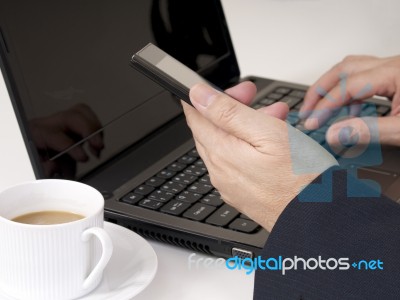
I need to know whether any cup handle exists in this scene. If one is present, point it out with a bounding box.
[81,227,113,289]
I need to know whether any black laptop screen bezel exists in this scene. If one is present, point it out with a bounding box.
[0,0,240,181]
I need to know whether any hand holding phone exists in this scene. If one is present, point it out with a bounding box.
[130,43,218,105]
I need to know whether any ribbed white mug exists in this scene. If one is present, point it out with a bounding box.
[0,179,113,300]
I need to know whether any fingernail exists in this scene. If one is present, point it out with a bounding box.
[190,84,218,108]
[338,126,358,147]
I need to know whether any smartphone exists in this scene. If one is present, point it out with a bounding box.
[130,43,218,105]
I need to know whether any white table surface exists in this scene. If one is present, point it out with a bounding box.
[1,1,400,299]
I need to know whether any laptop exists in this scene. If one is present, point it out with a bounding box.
[1,0,399,260]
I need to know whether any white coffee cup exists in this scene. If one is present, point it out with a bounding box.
[0,179,113,300]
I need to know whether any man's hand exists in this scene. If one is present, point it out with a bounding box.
[182,82,337,232]
[300,55,400,147]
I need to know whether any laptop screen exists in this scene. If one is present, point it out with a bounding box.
[0,0,240,180]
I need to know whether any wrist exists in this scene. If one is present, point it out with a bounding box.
[264,172,320,232]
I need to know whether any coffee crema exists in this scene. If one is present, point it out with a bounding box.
[12,210,84,225]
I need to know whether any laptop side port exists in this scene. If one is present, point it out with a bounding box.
[232,247,253,259]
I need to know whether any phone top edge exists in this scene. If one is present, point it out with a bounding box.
[131,42,154,61]
[132,43,167,66]
[129,57,191,105]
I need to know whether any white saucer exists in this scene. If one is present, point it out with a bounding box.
[0,222,158,300]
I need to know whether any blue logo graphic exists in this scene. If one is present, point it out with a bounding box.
[288,72,383,201]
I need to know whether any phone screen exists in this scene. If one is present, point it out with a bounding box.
[133,43,210,95]
[155,55,208,89]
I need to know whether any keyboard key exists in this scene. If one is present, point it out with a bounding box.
[280,96,302,108]
[134,185,155,195]
[145,177,165,187]
[184,165,207,177]
[160,200,191,216]
[212,189,221,196]
[157,169,176,179]
[205,204,239,227]
[175,191,203,204]
[160,181,186,194]
[187,182,214,194]
[187,149,200,157]
[195,159,205,167]
[289,90,306,99]
[295,123,312,135]
[229,218,259,233]
[309,131,326,144]
[138,199,164,210]
[167,162,186,172]
[286,112,300,126]
[148,190,174,202]
[294,102,303,110]
[376,105,390,116]
[240,213,251,220]
[274,87,291,95]
[361,103,377,116]
[266,92,283,100]
[120,193,143,205]
[199,174,211,185]
[183,203,216,221]
[178,155,197,165]
[200,194,224,207]
[259,98,276,106]
[172,173,197,185]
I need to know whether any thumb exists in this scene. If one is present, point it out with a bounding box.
[189,83,285,146]
[326,115,400,150]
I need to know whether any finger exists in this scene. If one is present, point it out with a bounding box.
[301,55,383,117]
[71,103,102,130]
[182,100,257,172]
[224,81,257,106]
[88,133,104,158]
[304,66,397,130]
[188,83,286,149]
[326,115,400,149]
[60,108,104,152]
[349,101,362,117]
[182,101,231,152]
[70,104,104,151]
[257,102,289,120]
[45,132,89,162]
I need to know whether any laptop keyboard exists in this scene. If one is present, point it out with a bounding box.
[119,86,391,234]
[121,147,260,233]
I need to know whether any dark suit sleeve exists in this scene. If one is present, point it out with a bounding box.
[253,167,400,300]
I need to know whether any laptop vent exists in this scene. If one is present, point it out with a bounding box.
[126,225,213,255]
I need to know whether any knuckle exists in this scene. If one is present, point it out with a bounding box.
[335,55,360,72]
[72,103,90,113]
[213,97,238,126]
[334,55,355,72]
[342,55,359,63]
[342,54,366,63]
[208,174,219,188]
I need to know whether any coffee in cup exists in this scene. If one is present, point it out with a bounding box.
[0,179,113,300]
[12,210,84,225]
